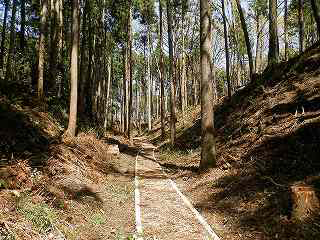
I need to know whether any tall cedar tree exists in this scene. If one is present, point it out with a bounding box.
[37,0,48,100]
[167,0,176,145]
[65,0,80,137]
[159,0,165,139]
[221,0,231,98]
[200,0,217,170]
[5,0,17,81]
[235,0,254,81]
[268,0,279,66]
[0,0,9,69]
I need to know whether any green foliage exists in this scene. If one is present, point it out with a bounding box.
[0,179,8,189]
[17,195,58,233]
[89,212,106,225]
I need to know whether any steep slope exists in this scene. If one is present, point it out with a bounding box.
[0,86,135,239]
[150,42,320,239]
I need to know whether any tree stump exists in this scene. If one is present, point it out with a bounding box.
[291,183,320,221]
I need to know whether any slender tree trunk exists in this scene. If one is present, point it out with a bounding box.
[56,0,63,98]
[122,46,128,133]
[200,0,216,170]
[221,0,231,99]
[181,10,186,118]
[20,0,26,51]
[311,0,320,38]
[298,0,305,53]
[255,14,260,71]
[128,6,133,139]
[167,0,176,145]
[159,0,165,139]
[65,0,79,137]
[235,0,254,81]
[79,0,88,115]
[147,26,152,131]
[283,0,288,60]
[37,0,48,99]
[0,0,9,69]
[5,0,17,81]
[268,0,279,66]
[104,55,112,130]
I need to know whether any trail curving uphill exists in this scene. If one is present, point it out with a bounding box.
[134,140,220,240]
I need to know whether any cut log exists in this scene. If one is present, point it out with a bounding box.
[291,183,320,221]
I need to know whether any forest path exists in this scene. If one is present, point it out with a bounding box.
[133,139,220,240]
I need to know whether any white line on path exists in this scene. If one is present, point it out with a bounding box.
[134,151,143,240]
[151,149,221,240]
[134,147,221,240]
[168,179,220,240]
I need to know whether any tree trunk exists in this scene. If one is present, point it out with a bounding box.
[181,9,187,118]
[0,0,9,69]
[284,0,288,60]
[56,0,63,98]
[167,0,176,145]
[20,0,26,51]
[221,0,231,99]
[255,14,260,71]
[104,55,112,131]
[79,0,88,115]
[298,0,305,54]
[311,0,320,39]
[235,0,254,81]
[268,0,279,66]
[128,7,133,139]
[159,0,165,139]
[5,0,18,81]
[200,0,216,170]
[122,46,128,133]
[65,0,79,137]
[147,26,152,131]
[37,0,48,99]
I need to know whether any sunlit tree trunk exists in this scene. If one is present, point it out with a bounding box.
[159,0,165,139]
[104,55,112,131]
[221,0,231,99]
[268,0,279,66]
[5,0,17,81]
[311,0,320,38]
[284,0,288,60]
[181,8,187,118]
[167,0,176,145]
[255,14,260,71]
[200,0,216,170]
[0,0,9,69]
[65,0,79,137]
[37,0,48,99]
[235,0,254,81]
[128,6,133,139]
[147,26,152,131]
[122,45,128,133]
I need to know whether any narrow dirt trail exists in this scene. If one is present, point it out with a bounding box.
[134,141,220,240]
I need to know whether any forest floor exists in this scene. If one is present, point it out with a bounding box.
[143,42,320,239]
